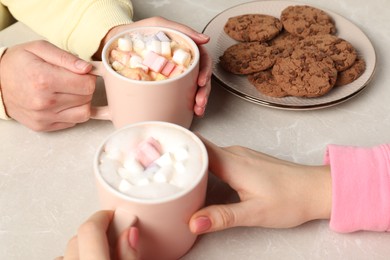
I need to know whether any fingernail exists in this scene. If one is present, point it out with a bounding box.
[198,33,210,41]
[128,227,139,249]
[192,216,211,234]
[75,59,91,71]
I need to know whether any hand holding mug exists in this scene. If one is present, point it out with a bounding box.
[90,26,201,129]
[56,210,139,260]
[94,122,208,260]
[0,40,95,131]
[95,16,212,118]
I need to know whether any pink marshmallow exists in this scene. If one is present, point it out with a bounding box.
[168,65,185,78]
[142,51,168,73]
[135,137,162,168]
[161,61,176,77]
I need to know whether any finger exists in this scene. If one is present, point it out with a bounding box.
[194,84,210,116]
[197,135,241,185]
[24,56,96,96]
[77,210,114,260]
[25,40,92,74]
[197,45,213,87]
[43,66,96,96]
[55,102,92,123]
[189,201,256,234]
[131,17,210,44]
[115,227,139,260]
[63,236,79,260]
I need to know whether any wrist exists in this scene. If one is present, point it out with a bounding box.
[303,165,332,221]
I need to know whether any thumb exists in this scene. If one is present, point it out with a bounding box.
[115,227,139,260]
[26,40,92,74]
[189,202,251,234]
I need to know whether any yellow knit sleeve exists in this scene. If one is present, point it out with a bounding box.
[3,0,134,60]
[0,3,16,30]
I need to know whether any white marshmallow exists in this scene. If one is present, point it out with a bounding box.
[123,156,144,174]
[154,152,174,167]
[111,61,125,71]
[153,165,173,183]
[144,164,160,177]
[171,145,189,162]
[172,49,191,66]
[119,179,132,192]
[117,167,132,180]
[146,39,162,54]
[117,37,133,52]
[161,41,172,57]
[174,161,186,174]
[132,38,146,53]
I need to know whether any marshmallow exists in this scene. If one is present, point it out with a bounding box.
[146,38,162,54]
[110,49,131,66]
[171,145,189,161]
[129,55,149,72]
[150,72,167,81]
[153,165,173,183]
[123,156,144,174]
[142,51,168,73]
[172,49,191,66]
[118,37,133,52]
[154,152,174,167]
[168,65,185,78]
[135,137,162,167]
[117,67,152,81]
[155,31,171,42]
[161,61,176,77]
[119,179,132,192]
[132,38,146,53]
[117,167,133,180]
[111,61,125,71]
[161,41,172,57]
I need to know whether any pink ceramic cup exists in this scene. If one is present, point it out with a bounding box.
[93,121,208,260]
[90,27,200,129]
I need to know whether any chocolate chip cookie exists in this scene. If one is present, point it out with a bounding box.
[219,42,276,74]
[298,34,357,71]
[248,70,289,97]
[280,5,336,37]
[267,30,303,58]
[272,47,338,97]
[335,57,366,86]
[224,14,283,42]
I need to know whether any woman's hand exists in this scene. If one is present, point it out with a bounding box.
[0,40,96,131]
[97,17,212,117]
[56,210,139,260]
[189,136,332,234]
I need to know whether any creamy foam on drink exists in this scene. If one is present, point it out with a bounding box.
[108,30,194,81]
[98,126,203,199]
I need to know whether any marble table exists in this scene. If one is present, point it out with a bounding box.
[1,0,390,259]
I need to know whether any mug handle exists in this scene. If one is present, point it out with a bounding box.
[90,61,111,121]
[108,207,138,243]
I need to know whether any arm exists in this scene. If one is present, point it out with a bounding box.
[325,144,390,232]
[3,0,134,60]
[189,136,332,234]
[190,136,390,234]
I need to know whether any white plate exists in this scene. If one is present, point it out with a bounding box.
[203,0,376,110]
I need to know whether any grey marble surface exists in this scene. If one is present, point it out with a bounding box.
[1,0,390,259]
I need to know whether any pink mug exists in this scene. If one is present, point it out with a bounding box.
[90,27,200,129]
[93,121,208,260]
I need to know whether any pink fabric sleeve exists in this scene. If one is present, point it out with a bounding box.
[324,144,390,232]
